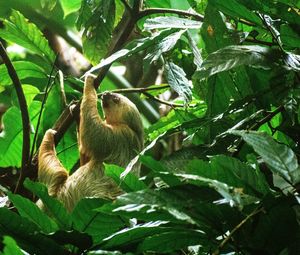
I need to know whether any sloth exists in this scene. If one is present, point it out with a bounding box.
[38,75,144,211]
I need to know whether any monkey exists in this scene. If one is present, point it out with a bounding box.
[37,75,144,211]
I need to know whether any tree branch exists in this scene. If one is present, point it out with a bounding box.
[0,43,31,194]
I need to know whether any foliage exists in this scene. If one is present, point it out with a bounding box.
[0,0,300,254]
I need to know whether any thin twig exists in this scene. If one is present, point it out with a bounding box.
[142,92,185,108]
[29,56,58,164]
[213,207,264,255]
[138,8,204,21]
[0,42,31,194]
[98,85,191,108]
[97,85,169,95]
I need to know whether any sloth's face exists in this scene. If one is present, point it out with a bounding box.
[101,92,121,109]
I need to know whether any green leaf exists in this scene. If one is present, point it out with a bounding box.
[137,230,205,253]
[101,221,169,249]
[8,192,58,234]
[0,208,65,255]
[114,185,221,226]
[12,84,39,107]
[144,16,202,30]
[82,0,115,65]
[146,105,206,141]
[145,30,186,64]
[24,179,72,230]
[88,29,179,74]
[0,101,41,167]
[195,45,278,80]
[1,236,23,255]
[229,130,300,185]
[0,61,46,86]
[281,24,300,49]
[72,198,124,244]
[165,61,192,103]
[60,0,81,17]
[0,10,55,64]
[172,173,258,207]
[104,164,147,192]
[210,0,261,25]
[187,155,270,196]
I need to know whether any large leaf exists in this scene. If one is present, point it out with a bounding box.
[0,208,65,255]
[12,84,39,107]
[0,61,46,86]
[145,29,186,64]
[87,29,179,74]
[82,0,115,65]
[229,130,300,185]
[0,10,55,64]
[100,221,169,249]
[24,179,72,230]
[144,16,202,30]
[210,0,261,25]
[0,101,41,167]
[8,192,58,234]
[137,230,205,253]
[165,61,192,103]
[72,198,124,244]
[187,155,270,196]
[195,45,278,80]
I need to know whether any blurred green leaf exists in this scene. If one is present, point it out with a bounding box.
[60,0,81,17]
[82,0,115,65]
[0,101,41,167]
[1,236,23,255]
[0,61,46,86]
[0,10,55,64]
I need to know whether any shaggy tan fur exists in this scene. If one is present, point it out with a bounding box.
[38,75,144,211]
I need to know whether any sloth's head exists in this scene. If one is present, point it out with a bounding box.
[101,92,144,141]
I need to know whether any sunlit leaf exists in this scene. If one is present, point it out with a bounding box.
[0,10,55,64]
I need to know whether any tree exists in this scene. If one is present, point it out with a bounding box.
[0,0,299,254]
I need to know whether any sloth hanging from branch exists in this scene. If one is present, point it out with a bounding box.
[37,75,144,211]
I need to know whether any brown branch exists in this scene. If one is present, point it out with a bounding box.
[120,0,132,13]
[137,8,204,21]
[213,207,264,255]
[0,43,31,194]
